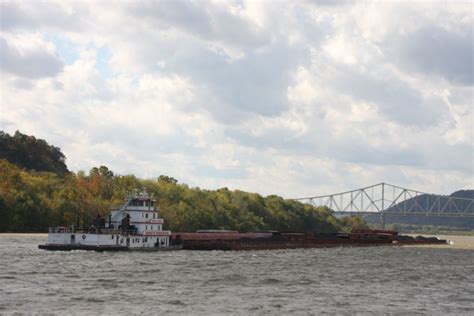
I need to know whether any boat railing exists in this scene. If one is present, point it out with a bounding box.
[48,227,140,235]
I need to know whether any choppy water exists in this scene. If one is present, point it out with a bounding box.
[1,235,474,315]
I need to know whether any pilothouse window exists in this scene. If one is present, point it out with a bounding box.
[131,200,146,207]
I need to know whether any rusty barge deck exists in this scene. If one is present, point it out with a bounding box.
[171,229,448,251]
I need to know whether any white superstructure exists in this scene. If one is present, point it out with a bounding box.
[41,191,173,251]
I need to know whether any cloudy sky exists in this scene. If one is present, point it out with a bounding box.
[1,0,472,197]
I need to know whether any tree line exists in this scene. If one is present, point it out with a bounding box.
[0,131,365,233]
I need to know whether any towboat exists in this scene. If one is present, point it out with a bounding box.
[39,191,180,251]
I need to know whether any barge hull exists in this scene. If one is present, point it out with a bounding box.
[173,230,448,251]
[38,244,182,251]
[181,239,447,251]
[38,244,128,251]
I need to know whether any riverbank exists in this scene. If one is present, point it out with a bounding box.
[404,230,474,236]
[0,233,48,237]
[407,234,474,250]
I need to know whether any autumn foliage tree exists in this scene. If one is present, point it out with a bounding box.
[0,131,363,233]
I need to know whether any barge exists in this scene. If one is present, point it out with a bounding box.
[39,191,179,251]
[171,229,448,251]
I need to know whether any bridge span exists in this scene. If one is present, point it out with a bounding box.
[293,183,474,228]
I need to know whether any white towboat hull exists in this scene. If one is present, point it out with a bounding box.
[38,243,182,251]
[39,231,179,251]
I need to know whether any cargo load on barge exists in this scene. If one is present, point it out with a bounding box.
[39,191,180,251]
[171,229,448,251]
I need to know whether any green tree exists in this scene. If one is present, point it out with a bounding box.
[0,130,69,175]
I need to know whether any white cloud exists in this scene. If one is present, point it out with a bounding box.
[0,33,64,78]
[0,0,472,197]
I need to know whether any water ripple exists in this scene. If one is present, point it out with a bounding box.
[1,235,473,315]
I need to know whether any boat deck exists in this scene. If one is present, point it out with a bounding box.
[38,244,182,252]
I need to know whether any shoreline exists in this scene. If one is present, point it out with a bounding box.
[0,233,48,236]
[403,231,474,237]
[405,234,474,250]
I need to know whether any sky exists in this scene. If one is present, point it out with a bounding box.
[0,0,473,198]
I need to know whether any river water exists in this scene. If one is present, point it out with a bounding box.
[1,234,473,315]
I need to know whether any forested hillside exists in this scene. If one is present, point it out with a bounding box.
[0,131,364,233]
[0,131,68,175]
[0,159,364,233]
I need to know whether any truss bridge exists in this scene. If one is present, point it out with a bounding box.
[294,183,474,227]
